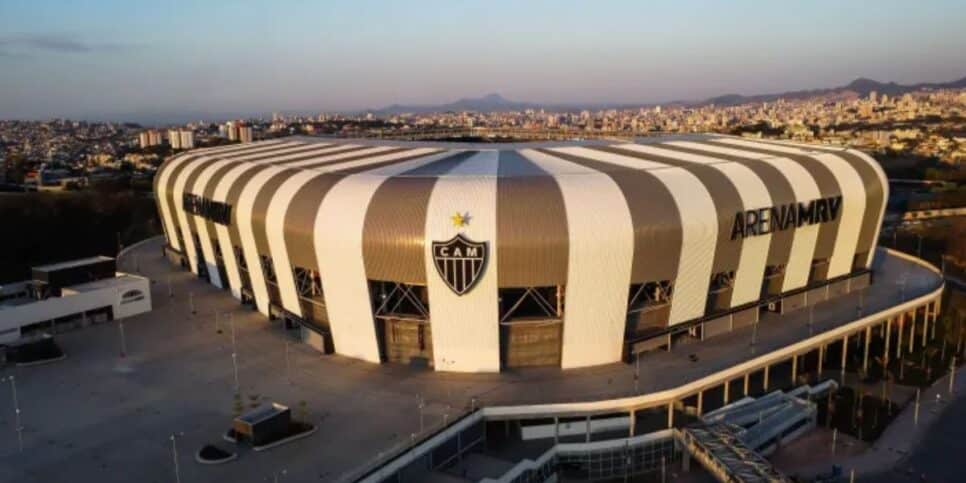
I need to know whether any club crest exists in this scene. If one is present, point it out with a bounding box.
[431,233,488,295]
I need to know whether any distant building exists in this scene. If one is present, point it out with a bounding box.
[168,129,182,150]
[239,125,253,143]
[139,130,162,149]
[179,130,195,149]
[168,129,194,150]
[224,121,240,141]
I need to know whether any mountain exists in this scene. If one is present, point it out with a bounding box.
[367,76,966,114]
[701,76,966,107]
[370,93,543,115]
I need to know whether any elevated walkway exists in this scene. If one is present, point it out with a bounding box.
[680,383,834,483]
[682,423,790,483]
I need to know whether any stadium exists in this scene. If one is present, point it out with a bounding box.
[154,135,887,373]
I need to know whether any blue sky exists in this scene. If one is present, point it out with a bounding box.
[1,0,964,121]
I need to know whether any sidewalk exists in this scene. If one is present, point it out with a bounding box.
[784,362,964,480]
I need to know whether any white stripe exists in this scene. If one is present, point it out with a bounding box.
[219,146,424,306]
[521,149,634,369]
[192,139,286,155]
[266,171,320,317]
[667,141,822,291]
[648,169,718,323]
[314,149,452,363]
[716,139,867,278]
[546,145,717,326]
[848,149,889,268]
[423,151,500,372]
[269,149,437,317]
[212,162,278,299]
[815,152,867,277]
[712,163,771,305]
[156,154,193,251]
[549,146,669,170]
[187,159,235,288]
[170,142,307,275]
[198,144,344,298]
[171,157,213,273]
[751,139,890,268]
[235,166,290,315]
[283,146,397,168]
[619,144,772,307]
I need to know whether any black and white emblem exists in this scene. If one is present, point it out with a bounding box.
[432,234,488,296]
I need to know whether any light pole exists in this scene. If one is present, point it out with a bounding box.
[189,292,195,316]
[119,320,127,358]
[285,341,292,385]
[2,376,22,452]
[808,304,814,336]
[170,432,184,483]
[270,469,287,483]
[634,352,640,394]
[231,313,239,392]
[418,395,425,433]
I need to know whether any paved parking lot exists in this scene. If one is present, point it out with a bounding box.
[0,238,942,482]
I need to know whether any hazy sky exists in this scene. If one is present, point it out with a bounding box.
[2,0,965,122]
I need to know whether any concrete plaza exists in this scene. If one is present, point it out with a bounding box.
[0,238,944,482]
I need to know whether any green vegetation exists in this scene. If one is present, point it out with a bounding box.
[0,190,160,283]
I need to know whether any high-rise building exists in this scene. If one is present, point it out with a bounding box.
[139,130,162,149]
[225,121,239,141]
[239,125,253,143]
[148,130,162,146]
[179,130,195,149]
[168,129,182,150]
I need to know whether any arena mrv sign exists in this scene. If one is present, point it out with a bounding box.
[731,195,842,241]
[182,193,232,225]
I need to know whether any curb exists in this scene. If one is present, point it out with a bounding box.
[117,235,164,263]
[16,353,68,367]
[252,424,318,452]
[194,448,238,465]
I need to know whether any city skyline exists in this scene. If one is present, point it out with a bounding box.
[2,0,966,122]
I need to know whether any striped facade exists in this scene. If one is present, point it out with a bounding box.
[155,135,888,372]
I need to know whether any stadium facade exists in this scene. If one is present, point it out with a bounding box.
[154,135,887,372]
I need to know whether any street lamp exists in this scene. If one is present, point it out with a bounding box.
[119,320,128,358]
[808,304,815,336]
[285,341,292,385]
[230,313,239,392]
[270,469,287,483]
[170,432,184,483]
[418,395,425,433]
[1,376,22,452]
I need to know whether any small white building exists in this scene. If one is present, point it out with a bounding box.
[0,257,152,344]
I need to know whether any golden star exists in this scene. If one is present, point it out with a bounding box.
[451,211,470,228]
